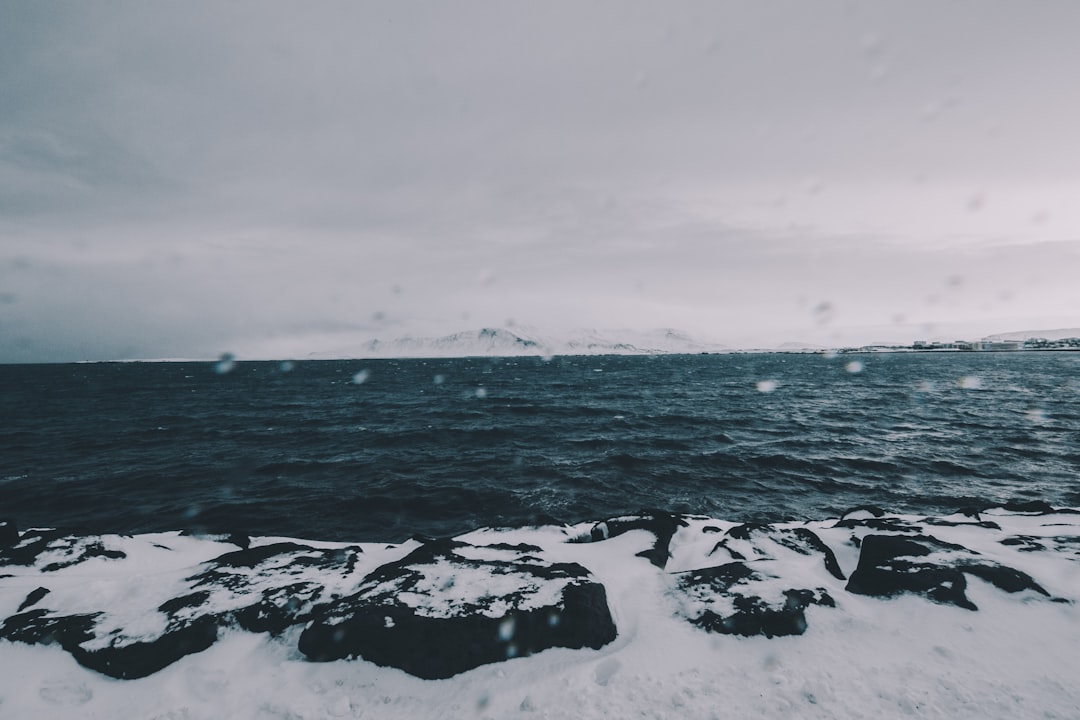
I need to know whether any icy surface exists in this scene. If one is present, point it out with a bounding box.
[1,506,1079,718]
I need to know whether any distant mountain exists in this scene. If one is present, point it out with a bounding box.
[303,327,730,359]
[983,327,1080,342]
[776,341,826,351]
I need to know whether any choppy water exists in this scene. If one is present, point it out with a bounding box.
[2,353,1079,542]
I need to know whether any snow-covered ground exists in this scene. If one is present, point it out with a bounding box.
[1,507,1078,719]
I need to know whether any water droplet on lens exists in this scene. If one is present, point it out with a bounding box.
[499,617,516,641]
[756,380,778,393]
[214,353,236,375]
[475,387,487,399]
[958,376,982,390]
[279,360,295,372]
[433,374,445,385]
[845,361,864,374]
[812,301,835,325]
[352,369,371,385]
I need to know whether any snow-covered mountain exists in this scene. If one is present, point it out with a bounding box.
[296,327,730,360]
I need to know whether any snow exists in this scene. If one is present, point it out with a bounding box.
[2,509,1079,719]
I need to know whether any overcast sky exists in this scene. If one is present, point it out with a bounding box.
[2,0,1079,362]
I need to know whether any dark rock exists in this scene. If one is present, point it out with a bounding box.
[230,583,325,634]
[0,604,218,680]
[1000,536,1046,552]
[674,562,834,638]
[0,528,69,566]
[958,563,1049,596]
[17,586,50,612]
[846,534,973,609]
[959,499,1078,517]
[298,540,616,679]
[924,518,1002,530]
[68,615,219,680]
[832,516,919,532]
[158,591,211,614]
[576,510,688,568]
[208,542,322,569]
[0,609,100,649]
[711,525,845,580]
[42,541,126,572]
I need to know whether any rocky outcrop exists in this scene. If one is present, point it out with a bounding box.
[0,505,1074,681]
[299,538,616,679]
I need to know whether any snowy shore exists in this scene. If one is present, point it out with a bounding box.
[2,504,1078,719]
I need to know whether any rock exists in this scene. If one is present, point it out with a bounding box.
[957,563,1049,596]
[299,538,616,679]
[0,538,365,679]
[845,533,1050,610]
[17,586,50,612]
[673,562,835,638]
[845,534,976,610]
[712,525,845,581]
[68,615,219,680]
[0,609,99,650]
[42,541,126,572]
[576,510,688,568]
[0,529,124,570]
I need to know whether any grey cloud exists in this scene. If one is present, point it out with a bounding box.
[2,1,1079,361]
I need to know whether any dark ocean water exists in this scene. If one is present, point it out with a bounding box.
[2,353,1079,542]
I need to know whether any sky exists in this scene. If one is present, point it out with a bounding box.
[2,0,1080,362]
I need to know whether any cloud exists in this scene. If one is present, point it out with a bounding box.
[2,1,1079,361]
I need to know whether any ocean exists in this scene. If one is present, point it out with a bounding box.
[3,352,1080,718]
[3,352,1078,541]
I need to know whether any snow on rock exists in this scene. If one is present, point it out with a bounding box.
[0,505,1078,718]
[298,537,616,679]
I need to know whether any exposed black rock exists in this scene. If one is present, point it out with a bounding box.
[845,534,976,610]
[958,563,1049,596]
[68,615,219,680]
[298,539,616,679]
[0,528,70,566]
[17,586,50,612]
[712,525,845,581]
[959,499,1079,517]
[674,562,835,638]
[171,543,363,634]
[0,599,220,680]
[209,542,325,569]
[0,529,125,570]
[924,517,1002,530]
[0,608,100,649]
[575,510,688,568]
[832,516,920,532]
[229,582,326,634]
[846,533,1052,610]
[42,541,126,572]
